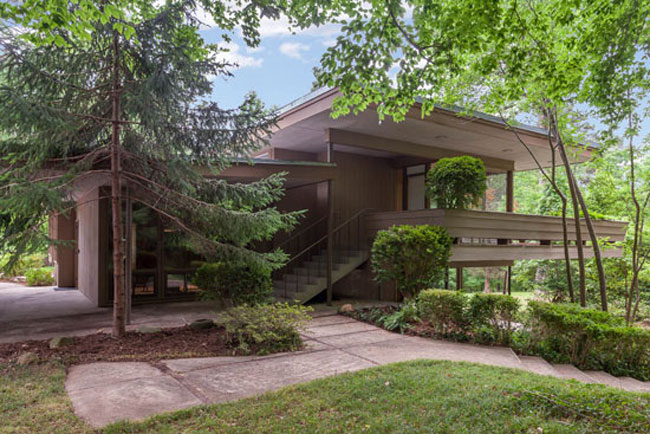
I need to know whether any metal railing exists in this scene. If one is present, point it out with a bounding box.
[277,208,371,299]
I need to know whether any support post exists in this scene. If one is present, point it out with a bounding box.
[125,187,132,325]
[326,142,334,306]
[507,265,512,295]
[506,170,514,213]
[456,267,463,290]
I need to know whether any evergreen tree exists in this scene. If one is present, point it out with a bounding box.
[0,2,301,336]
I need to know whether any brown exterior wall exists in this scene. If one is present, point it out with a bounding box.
[329,151,400,220]
[50,211,77,288]
[76,188,102,306]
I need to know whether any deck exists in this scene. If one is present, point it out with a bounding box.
[365,209,627,266]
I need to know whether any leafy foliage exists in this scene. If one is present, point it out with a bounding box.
[194,261,272,306]
[417,289,469,337]
[426,156,487,209]
[0,2,301,274]
[525,301,650,380]
[371,225,452,299]
[24,268,55,286]
[469,293,520,344]
[375,301,419,333]
[215,303,312,356]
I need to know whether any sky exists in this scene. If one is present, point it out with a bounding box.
[198,15,650,142]
[200,17,339,110]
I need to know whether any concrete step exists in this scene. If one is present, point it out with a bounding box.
[617,376,650,392]
[551,364,597,383]
[584,370,621,389]
[519,356,559,377]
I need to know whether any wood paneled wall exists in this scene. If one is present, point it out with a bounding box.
[328,151,400,220]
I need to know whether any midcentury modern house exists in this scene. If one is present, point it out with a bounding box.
[49,88,628,306]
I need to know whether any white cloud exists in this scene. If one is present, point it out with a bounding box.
[257,16,341,38]
[217,42,263,69]
[279,42,310,60]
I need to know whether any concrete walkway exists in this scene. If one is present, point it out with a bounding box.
[0,283,217,343]
[65,314,650,428]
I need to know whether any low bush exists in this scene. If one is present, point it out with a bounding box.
[525,301,650,380]
[376,301,419,333]
[0,253,46,278]
[194,261,272,306]
[417,289,469,337]
[371,225,452,299]
[469,293,520,344]
[216,303,313,355]
[24,267,55,286]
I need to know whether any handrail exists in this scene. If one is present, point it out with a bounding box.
[276,214,328,251]
[284,208,372,268]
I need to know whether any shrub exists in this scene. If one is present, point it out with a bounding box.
[194,261,272,306]
[417,289,468,336]
[469,294,520,344]
[24,267,55,286]
[376,301,419,333]
[0,253,46,278]
[426,156,487,209]
[371,225,452,299]
[525,301,650,380]
[216,303,313,355]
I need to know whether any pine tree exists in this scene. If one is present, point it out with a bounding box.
[0,2,300,336]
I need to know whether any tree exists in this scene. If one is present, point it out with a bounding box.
[0,1,305,336]
[425,156,487,209]
[315,0,650,311]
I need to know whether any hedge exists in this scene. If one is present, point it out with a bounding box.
[526,301,650,380]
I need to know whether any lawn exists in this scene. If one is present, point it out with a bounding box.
[4,360,650,433]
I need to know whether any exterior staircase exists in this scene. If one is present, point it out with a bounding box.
[273,249,369,304]
[518,355,650,392]
[272,209,371,305]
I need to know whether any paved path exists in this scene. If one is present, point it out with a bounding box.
[65,314,650,428]
[0,284,218,343]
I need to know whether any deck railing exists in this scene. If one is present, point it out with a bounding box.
[366,208,627,264]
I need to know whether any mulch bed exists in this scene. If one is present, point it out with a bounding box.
[0,325,239,366]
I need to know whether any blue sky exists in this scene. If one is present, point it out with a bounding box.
[198,18,650,142]
[200,18,339,110]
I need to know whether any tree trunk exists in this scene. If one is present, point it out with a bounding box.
[483,267,491,293]
[572,177,608,311]
[556,142,587,306]
[110,31,126,337]
[560,197,575,303]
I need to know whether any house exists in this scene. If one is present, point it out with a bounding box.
[49,88,627,306]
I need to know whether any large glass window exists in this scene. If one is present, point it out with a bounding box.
[406,164,426,210]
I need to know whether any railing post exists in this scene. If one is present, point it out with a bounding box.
[326,140,334,306]
[326,178,333,306]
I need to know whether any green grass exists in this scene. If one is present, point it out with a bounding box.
[0,362,91,433]
[4,360,650,433]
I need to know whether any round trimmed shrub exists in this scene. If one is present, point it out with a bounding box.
[426,156,488,209]
[371,225,452,299]
[194,261,272,306]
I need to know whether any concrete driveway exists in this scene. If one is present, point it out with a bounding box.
[0,283,217,343]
